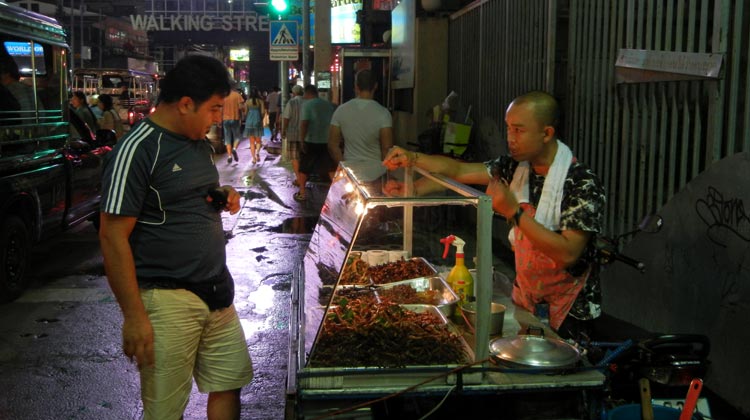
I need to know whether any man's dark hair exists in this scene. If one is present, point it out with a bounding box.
[0,56,21,80]
[355,69,376,92]
[158,55,231,106]
[72,91,87,102]
[512,91,560,129]
[304,84,318,95]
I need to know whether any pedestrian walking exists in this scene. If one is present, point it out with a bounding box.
[328,69,393,183]
[266,86,281,142]
[281,84,305,187]
[99,55,253,420]
[296,84,335,201]
[223,84,245,164]
[243,89,265,164]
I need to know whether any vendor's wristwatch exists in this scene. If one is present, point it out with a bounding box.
[509,207,524,227]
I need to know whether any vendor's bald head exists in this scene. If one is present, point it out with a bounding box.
[508,91,559,130]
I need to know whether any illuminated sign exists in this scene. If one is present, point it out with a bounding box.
[129,14,270,32]
[331,0,362,44]
[4,41,44,57]
[230,48,250,62]
[316,71,331,89]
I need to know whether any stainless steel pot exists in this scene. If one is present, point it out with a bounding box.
[489,327,581,369]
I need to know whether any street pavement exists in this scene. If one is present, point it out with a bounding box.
[0,136,324,420]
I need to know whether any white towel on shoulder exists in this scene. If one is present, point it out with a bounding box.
[508,140,573,245]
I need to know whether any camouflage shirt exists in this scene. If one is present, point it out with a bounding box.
[485,154,607,320]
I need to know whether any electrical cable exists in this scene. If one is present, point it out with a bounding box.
[416,385,457,420]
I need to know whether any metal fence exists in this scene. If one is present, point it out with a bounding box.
[448,0,554,136]
[449,0,750,237]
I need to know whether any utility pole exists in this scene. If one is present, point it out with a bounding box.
[271,0,289,112]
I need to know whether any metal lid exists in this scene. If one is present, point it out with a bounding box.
[489,334,580,368]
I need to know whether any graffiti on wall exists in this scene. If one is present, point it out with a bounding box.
[696,186,750,247]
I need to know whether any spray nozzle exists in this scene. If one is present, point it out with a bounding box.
[440,235,466,259]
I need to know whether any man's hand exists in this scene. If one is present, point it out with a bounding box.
[486,178,519,218]
[382,146,414,170]
[383,179,407,197]
[122,311,155,369]
[206,186,242,214]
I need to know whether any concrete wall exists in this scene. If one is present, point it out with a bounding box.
[602,152,750,415]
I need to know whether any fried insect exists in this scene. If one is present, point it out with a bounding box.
[309,296,467,368]
[377,284,441,305]
[368,259,435,285]
[339,258,371,285]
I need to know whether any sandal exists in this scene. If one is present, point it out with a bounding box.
[293,192,307,202]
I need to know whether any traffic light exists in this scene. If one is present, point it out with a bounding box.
[271,0,288,14]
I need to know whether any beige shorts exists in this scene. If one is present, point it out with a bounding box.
[139,288,253,420]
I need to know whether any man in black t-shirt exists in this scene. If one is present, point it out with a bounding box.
[99,56,253,420]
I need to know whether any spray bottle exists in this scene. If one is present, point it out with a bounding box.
[440,235,474,306]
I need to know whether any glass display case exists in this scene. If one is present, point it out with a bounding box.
[288,163,495,391]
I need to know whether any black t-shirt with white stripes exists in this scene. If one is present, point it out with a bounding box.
[101,119,226,284]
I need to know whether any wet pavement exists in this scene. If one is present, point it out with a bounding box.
[212,139,327,420]
[0,136,328,420]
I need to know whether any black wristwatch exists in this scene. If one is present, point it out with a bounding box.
[509,207,524,227]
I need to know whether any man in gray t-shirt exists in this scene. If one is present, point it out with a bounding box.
[328,69,393,182]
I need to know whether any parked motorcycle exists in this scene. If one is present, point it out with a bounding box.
[580,215,711,419]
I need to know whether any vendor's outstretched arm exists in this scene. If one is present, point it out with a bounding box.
[383,146,490,195]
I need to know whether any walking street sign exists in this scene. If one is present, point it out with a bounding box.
[269,20,298,61]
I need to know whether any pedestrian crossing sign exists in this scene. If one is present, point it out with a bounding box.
[269,20,299,61]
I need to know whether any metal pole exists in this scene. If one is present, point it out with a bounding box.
[302,0,310,86]
[278,15,288,113]
[69,0,75,74]
[98,8,103,67]
[281,61,288,111]
[79,1,84,69]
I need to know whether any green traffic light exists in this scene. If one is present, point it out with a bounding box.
[271,0,287,12]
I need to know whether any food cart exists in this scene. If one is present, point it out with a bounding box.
[287,163,605,418]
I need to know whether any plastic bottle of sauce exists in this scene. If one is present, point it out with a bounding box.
[440,235,474,305]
